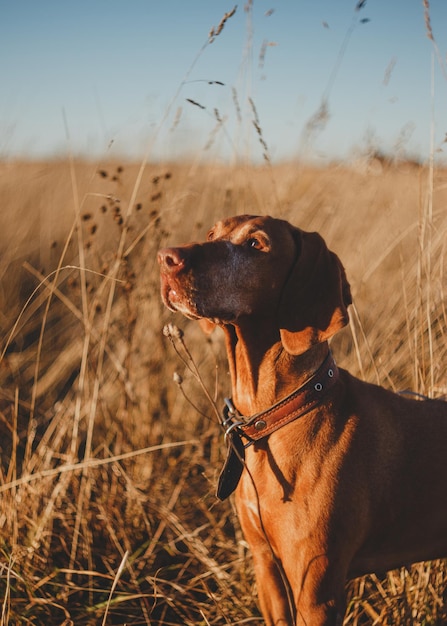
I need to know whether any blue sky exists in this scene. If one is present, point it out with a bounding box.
[1,1,446,162]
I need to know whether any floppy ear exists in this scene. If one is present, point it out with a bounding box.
[278,228,352,355]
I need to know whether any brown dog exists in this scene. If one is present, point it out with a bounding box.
[158,214,447,626]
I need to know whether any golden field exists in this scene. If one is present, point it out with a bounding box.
[0,157,446,624]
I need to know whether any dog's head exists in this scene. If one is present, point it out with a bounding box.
[158,214,351,354]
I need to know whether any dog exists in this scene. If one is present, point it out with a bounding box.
[158,214,447,625]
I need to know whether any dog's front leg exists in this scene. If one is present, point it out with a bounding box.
[250,545,296,625]
[291,552,347,626]
[251,545,345,626]
[236,489,296,624]
[295,599,344,626]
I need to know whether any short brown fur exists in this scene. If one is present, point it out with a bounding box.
[158,214,447,626]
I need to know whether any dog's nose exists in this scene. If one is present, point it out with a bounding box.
[158,247,187,273]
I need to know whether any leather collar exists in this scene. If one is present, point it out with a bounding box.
[223,351,339,442]
[216,352,339,500]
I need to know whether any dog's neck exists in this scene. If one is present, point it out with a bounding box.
[222,316,330,416]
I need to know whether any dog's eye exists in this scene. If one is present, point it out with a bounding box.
[247,237,262,249]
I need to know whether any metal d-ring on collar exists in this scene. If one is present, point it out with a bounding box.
[221,398,246,441]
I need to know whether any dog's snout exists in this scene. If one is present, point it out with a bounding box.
[158,247,187,273]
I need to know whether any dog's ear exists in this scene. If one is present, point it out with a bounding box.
[198,318,216,335]
[278,228,352,355]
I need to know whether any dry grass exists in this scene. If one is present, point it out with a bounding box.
[0,156,446,624]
